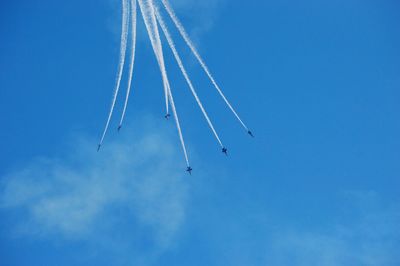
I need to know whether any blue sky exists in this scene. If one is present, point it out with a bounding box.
[1,0,399,265]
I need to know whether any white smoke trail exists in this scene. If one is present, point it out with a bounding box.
[166,82,190,167]
[119,0,137,129]
[160,0,250,132]
[99,0,130,148]
[138,0,190,166]
[138,0,170,115]
[155,7,223,148]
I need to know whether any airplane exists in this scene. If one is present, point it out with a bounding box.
[97,144,101,152]
[222,147,228,155]
[164,113,171,120]
[186,166,193,175]
[247,130,254,138]
[117,125,122,131]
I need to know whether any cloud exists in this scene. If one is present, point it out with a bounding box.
[168,0,226,22]
[199,189,400,266]
[0,118,189,263]
[161,0,226,46]
[264,191,400,266]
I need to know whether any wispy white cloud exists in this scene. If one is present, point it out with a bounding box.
[161,0,226,46]
[168,0,225,24]
[265,191,400,266]
[0,118,189,263]
[200,189,400,266]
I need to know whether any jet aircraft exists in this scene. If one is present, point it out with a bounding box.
[186,166,193,175]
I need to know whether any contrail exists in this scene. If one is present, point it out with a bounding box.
[99,0,130,149]
[145,0,190,167]
[119,0,137,130]
[155,7,224,148]
[160,0,251,133]
[148,0,171,116]
[98,0,251,169]
[166,81,190,167]
[138,0,170,115]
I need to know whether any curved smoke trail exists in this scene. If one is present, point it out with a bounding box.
[166,82,190,167]
[155,8,224,148]
[139,0,190,166]
[119,0,137,129]
[138,0,170,115]
[99,0,130,148]
[160,0,250,132]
